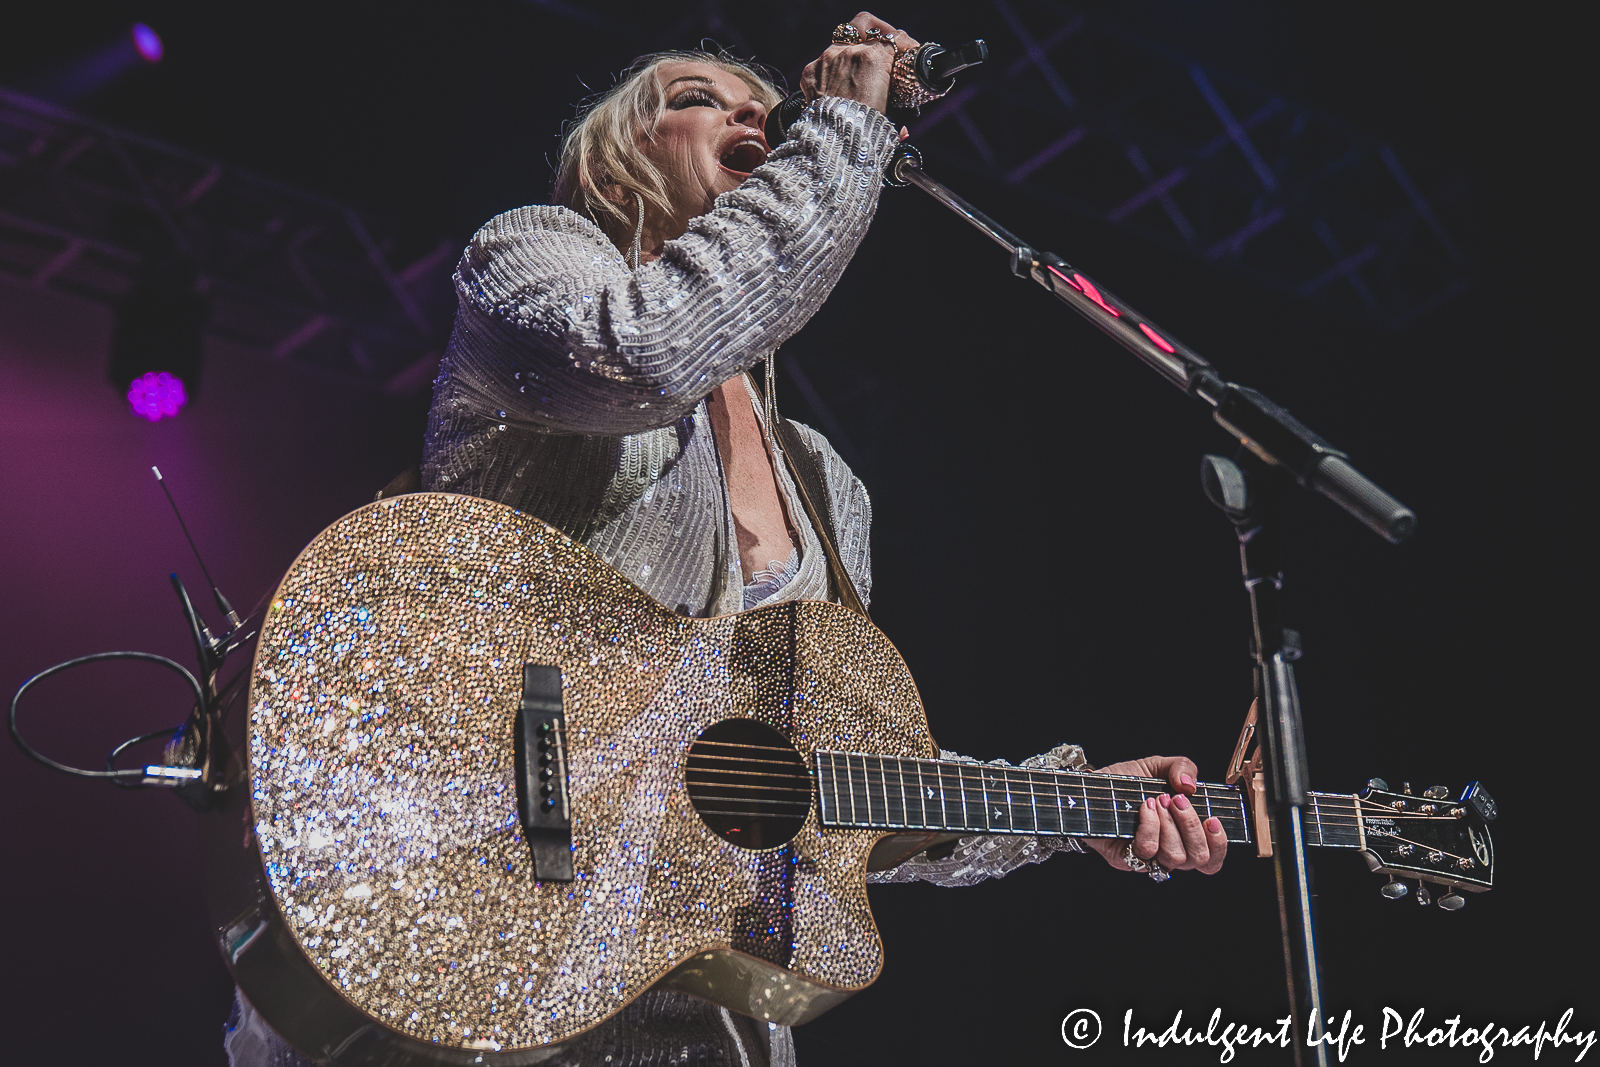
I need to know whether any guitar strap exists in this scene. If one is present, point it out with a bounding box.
[373,465,421,500]
[748,356,870,620]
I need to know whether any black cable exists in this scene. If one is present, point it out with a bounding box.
[106,728,179,770]
[106,726,183,788]
[9,651,202,780]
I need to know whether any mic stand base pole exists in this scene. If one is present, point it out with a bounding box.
[1206,454,1328,1067]
[1270,809,1327,1067]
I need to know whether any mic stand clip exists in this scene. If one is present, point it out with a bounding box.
[160,572,254,811]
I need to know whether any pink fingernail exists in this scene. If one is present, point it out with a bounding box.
[1206,817,1222,833]
[1180,774,1196,788]
[1174,794,1191,811]
[1157,793,1171,809]
[1145,797,1156,810]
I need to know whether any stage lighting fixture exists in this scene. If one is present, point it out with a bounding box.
[108,262,208,423]
[27,23,164,102]
[131,24,164,64]
[126,372,188,421]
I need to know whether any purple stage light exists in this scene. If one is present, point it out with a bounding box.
[127,372,187,421]
[131,24,164,63]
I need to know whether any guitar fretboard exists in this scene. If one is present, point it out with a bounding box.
[814,751,1364,849]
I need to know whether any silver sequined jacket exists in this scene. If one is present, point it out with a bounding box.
[422,96,897,619]
[228,98,1082,1067]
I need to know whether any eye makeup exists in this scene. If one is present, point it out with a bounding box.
[668,86,725,110]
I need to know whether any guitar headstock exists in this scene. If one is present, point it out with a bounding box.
[1357,779,1496,908]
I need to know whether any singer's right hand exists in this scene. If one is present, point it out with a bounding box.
[800,12,920,114]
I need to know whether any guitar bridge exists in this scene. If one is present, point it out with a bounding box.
[514,664,574,882]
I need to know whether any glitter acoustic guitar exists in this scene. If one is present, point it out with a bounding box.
[200,493,1495,1066]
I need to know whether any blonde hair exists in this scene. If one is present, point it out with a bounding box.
[553,50,784,250]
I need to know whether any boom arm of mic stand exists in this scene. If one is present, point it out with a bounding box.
[889,147,1417,544]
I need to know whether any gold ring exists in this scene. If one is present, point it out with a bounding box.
[832,24,862,45]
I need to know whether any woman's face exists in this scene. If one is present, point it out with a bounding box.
[640,61,771,233]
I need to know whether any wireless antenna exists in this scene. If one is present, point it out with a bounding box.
[152,466,242,631]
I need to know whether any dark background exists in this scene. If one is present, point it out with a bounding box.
[0,2,1589,1063]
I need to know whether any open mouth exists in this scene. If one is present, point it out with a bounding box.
[718,138,769,175]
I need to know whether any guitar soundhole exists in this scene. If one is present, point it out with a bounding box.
[686,719,810,849]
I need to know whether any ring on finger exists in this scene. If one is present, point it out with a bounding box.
[1123,842,1172,883]
[832,23,897,46]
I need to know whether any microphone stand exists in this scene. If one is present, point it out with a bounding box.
[886,144,1418,1066]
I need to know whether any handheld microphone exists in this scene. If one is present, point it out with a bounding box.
[764,39,988,149]
[906,40,989,98]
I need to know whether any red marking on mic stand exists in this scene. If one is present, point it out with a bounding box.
[1049,265,1082,291]
[1139,322,1177,354]
[1049,266,1121,318]
[1075,275,1120,317]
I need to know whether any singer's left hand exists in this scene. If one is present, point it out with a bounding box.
[1081,755,1229,875]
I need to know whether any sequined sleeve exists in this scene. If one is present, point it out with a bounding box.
[442,97,900,438]
[865,744,1089,888]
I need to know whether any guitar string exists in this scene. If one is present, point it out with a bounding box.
[552,743,1461,832]
[689,758,1320,812]
[690,811,1260,840]
[685,783,1263,823]
[681,764,1305,812]
[685,773,1299,808]
[690,747,1453,820]
[684,774,1263,810]
[677,773,1455,853]
[692,749,1262,791]
[691,745,1335,792]
[691,796,812,806]
[684,781,811,790]
[686,750,803,759]
[684,770,810,782]
[688,741,801,754]
[691,747,1412,812]
[693,758,1454,822]
[683,795,1262,825]
[682,787,1443,840]
[621,750,1452,833]
[688,763,1306,810]
[664,743,1389,816]
[677,781,1385,843]
[700,747,1288,809]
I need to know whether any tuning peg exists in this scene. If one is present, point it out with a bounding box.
[1423,785,1450,800]
[1366,778,1389,792]
[1402,782,1413,795]
[1380,877,1408,900]
[1415,882,1431,906]
[1438,892,1466,911]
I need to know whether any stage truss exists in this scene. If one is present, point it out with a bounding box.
[1,2,1472,438]
[0,87,454,397]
